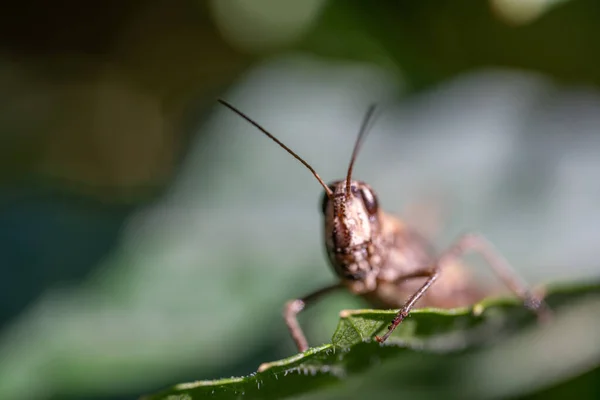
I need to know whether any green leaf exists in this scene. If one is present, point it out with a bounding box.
[144,282,600,400]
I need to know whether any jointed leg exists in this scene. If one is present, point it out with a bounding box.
[284,283,344,352]
[376,232,551,343]
[375,270,438,343]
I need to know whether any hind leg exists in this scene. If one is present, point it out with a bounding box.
[376,232,551,343]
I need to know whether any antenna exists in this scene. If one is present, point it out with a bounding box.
[218,99,333,198]
[345,104,377,197]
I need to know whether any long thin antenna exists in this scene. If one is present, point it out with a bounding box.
[345,104,377,197]
[218,99,333,198]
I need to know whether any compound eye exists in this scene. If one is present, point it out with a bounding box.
[360,186,378,216]
[320,184,336,214]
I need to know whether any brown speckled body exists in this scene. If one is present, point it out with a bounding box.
[323,180,485,310]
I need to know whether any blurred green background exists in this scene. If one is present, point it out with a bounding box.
[1,0,600,399]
